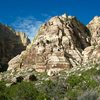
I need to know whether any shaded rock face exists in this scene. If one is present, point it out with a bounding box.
[0,23,30,72]
[8,14,90,74]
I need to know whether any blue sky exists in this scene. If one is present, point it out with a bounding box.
[0,0,100,39]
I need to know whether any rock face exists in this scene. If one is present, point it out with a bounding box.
[15,32,30,46]
[0,23,30,71]
[87,16,100,45]
[8,14,91,74]
[82,16,100,64]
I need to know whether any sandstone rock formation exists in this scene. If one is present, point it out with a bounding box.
[15,32,30,46]
[8,14,91,75]
[0,23,30,71]
[87,16,100,45]
[82,16,100,64]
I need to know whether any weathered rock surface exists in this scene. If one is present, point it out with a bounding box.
[8,14,91,75]
[0,23,30,71]
[82,16,100,64]
[87,16,100,45]
[15,32,30,46]
[82,45,100,64]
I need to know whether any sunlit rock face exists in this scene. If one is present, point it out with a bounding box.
[0,23,30,71]
[82,16,100,64]
[8,14,91,74]
[15,32,30,46]
[87,16,100,45]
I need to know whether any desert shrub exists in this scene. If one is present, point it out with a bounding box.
[81,69,98,89]
[36,93,50,100]
[67,89,78,100]
[67,75,83,88]
[6,82,39,100]
[95,69,100,75]
[77,90,98,100]
[0,81,8,100]
[0,63,99,100]
[0,81,6,93]
[36,79,67,100]
[66,69,99,100]
[37,80,56,98]
[0,95,8,100]
[0,81,52,100]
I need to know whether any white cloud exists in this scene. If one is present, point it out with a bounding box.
[11,16,43,40]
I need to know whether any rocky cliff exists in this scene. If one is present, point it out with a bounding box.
[0,23,30,71]
[82,16,100,64]
[8,14,92,75]
[0,14,100,100]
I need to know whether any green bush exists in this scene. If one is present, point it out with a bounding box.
[36,93,50,100]
[0,81,8,100]
[0,64,99,100]
[36,79,68,100]
[0,81,51,100]
[6,82,38,100]
[66,68,99,99]
[67,75,83,88]
[77,90,98,100]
